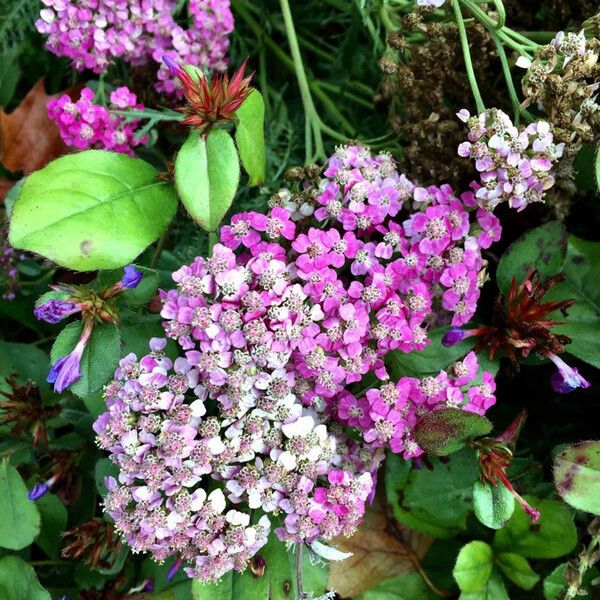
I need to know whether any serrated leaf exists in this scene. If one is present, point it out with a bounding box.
[496,221,567,294]
[9,150,177,271]
[493,496,577,559]
[50,321,120,398]
[0,459,41,550]
[472,480,515,530]
[175,128,240,232]
[554,440,600,515]
[235,89,266,186]
[385,449,478,538]
[413,408,492,456]
[0,556,51,600]
[544,236,600,368]
[452,541,493,593]
[496,552,539,591]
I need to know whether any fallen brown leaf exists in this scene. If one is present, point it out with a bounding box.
[0,178,13,204]
[328,498,433,598]
[0,79,78,174]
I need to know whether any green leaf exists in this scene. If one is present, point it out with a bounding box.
[453,541,493,593]
[493,496,577,559]
[0,341,51,393]
[495,552,539,591]
[0,556,51,600]
[235,89,266,186]
[554,440,600,515]
[385,448,478,538]
[9,150,177,271]
[413,408,492,456]
[472,480,515,530]
[175,128,240,232]
[0,53,19,107]
[496,221,567,294]
[458,571,509,600]
[96,265,160,306]
[357,572,437,599]
[3,177,25,218]
[0,459,41,550]
[35,493,68,558]
[544,235,600,368]
[50,321,120,399]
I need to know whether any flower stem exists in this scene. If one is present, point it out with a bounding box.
[295,544,304,600]
[492,36,522,123]
[279,0,327,162]
[452,0,485,113]
[208,231,219,256]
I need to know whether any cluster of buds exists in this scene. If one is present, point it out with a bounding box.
[518,30,599,181]
[164,57,252,134]
[473,411,541,522]
[443,269,590,393]
[35,265,143,393]
[0,376,61,447]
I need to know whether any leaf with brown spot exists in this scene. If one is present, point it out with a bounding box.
[0,79,78,174]
[328,498,433,598]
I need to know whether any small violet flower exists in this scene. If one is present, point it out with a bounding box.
[120,265,143,289]
[28,475,57,501]
[548,353,590,394]
[34,298,80,324]
[47,323,93,393]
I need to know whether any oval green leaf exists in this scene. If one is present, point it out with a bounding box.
[9,150,177,271]
[472,480,515,530]
[554,440,600,515]
[493,496,577,559]
[452,541,493,593]
[496,552,539,591]
[0,460,41,550]
[235,89,266,186]
[496,221,567,294]
[413,408,492,456]
[0,556,51,600]
[175,128,240,232]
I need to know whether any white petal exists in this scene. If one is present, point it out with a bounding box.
[310,540,353,561]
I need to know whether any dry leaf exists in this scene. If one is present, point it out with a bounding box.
[328,498,433,598]
[0,79,72,174]
[0,178,13,204]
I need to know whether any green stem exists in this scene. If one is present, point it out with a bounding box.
[452,0,485,113]
[491,0,506,29]
[279,0,326,162]
[27,560,69,567]
[492,35,521,123]
[151,228,170,269]
[295,544,304,600]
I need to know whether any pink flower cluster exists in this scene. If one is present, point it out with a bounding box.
[94,144,500,580]
[36,0,233,95]
[47,87,147,155]
[338,352,496,458]
[458,109,564,211]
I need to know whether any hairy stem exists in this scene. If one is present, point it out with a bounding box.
[296,544,304,600]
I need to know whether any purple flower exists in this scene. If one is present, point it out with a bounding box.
[121,265,143,289]
[48,324,92,393]
[34,299,79,324]
[442,328,465,348]
[548,353,590,394]
[28,475,57,501]
[167,557,184,580]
